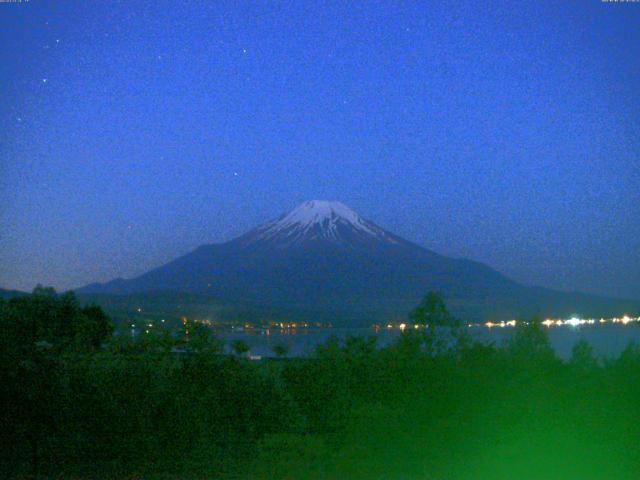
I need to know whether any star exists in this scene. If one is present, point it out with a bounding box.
[242,48,247,54]
[233,172,239,176]
[42,78,48,83]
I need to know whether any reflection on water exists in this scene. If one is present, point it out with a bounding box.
[218,323,640,360]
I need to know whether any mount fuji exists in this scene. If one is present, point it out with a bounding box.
[79,200,637,324]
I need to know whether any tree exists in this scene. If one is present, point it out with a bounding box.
[343,335,377,357]
[570,338,598,371]
[271,342,289,358]
[77,304,113,348]
[507,317,554,360]
[32,284,56,297]
[409,291,457,328]
[1,287,113,352]
[616,341,640,369]
[409,291,463,354]
[231,339,250,357]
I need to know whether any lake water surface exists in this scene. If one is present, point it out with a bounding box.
[218,323,640,360]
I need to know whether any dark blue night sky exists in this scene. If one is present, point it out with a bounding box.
[1,1,638,299]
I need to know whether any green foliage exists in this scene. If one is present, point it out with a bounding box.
[3,289,640,479]
[231,339,250,356]
[189,321,224,353]
[251,434,330,479]
[409,291,466,354]
[570,338,599,371]
[507,316,555,360]
[77,304,113,348]
[271,342,289,358]
[409,290,456,327]
[0,286,113,355]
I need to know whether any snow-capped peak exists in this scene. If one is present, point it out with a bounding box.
[277,200,366,229]
[253,200,397,245]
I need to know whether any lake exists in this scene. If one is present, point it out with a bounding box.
[218,323,640,360]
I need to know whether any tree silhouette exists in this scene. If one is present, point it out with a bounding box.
[78,304,113,348]
[271,342,289,358]
[231,339,250,357]
[409,291,456,328]
[570,338,598,371]
[409,291,463,354]
[508,317,554,360]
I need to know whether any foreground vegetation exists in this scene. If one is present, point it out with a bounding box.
[2,288,640,479]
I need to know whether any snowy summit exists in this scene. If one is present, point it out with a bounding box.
[270,200,374,233]
[252,200,396,245]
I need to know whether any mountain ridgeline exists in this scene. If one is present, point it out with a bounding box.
[78,201,638,324]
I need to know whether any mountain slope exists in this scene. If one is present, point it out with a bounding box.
[78,201,638,323]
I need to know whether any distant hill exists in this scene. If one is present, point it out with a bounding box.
[78,200,639,325]
[0,288,29,300]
